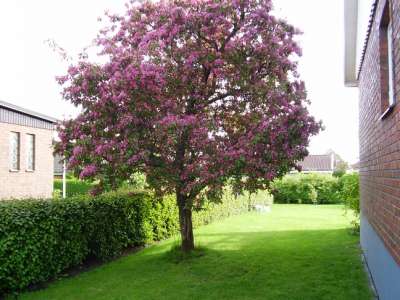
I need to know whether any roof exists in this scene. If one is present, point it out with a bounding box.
[0,100,58,124]
[298,155,333,172]
[357,0,379,79]
[351,161,360,170]
[344,0,359,86]
[344,0,378,86]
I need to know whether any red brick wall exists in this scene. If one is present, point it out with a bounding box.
[359,0,400,265]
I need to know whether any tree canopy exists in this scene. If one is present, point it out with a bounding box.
[56,0,321,251]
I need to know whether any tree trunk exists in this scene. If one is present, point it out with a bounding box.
[177,192,194,252]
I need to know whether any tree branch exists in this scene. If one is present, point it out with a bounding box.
[206,92,233,106]
[197,31,219,51]
[220,7,246,52]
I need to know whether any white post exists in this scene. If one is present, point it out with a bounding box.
[62,160,67,199]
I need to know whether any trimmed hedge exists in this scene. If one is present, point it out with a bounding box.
[0,191,151,294]
[270,174,341,204]
[0,188,266,294]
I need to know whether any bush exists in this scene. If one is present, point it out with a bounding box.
[332,161,349,178]
[193,189,272,227]
[270,174,341,204]
[338,173,360,231]
[0,191,153,294]
[338,173,359,211]
[54,173,147,198]
[0,187,261,294]
[332,169,346,178]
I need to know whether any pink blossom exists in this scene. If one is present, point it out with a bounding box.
[55,0,321,209]
[79,164,97,179]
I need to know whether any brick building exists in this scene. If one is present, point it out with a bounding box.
[345,0,400,299]
[0,100,57,200]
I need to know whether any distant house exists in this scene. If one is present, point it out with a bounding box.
[297,154,335,173]
[0,100,57,199]
[345,0,400,298]
[295,151,346,174]
[350,161,360,172]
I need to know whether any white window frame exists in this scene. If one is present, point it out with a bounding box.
[26,134,35,171]
[9,132,20,171]
[388,21,395,107]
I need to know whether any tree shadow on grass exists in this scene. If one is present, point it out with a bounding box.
[21,228,373,300]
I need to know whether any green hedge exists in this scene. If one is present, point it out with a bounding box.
[270,174,342,204]
[0,188,267,294]
[338,173,360,217]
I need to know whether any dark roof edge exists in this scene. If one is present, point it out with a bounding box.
[0,100,59,124]
[357,0,379,79]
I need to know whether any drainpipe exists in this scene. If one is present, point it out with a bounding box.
[331,153,335,172]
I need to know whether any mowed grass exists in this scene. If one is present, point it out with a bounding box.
[54,179,93,197]
[21,205,372,300]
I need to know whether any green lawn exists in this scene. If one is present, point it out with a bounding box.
[54,179,93,197]
[21,205,372,300]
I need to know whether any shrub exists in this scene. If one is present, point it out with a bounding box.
[193,189,271,227]
[0,187,261,294]
[270,174,341,204]
[0,191,153,294]
[241,190,274,211]
[332,169,346,178]
[306,175,340,204]
[338,173,360,231]
[54,173,147,198]
[338,173,359,211]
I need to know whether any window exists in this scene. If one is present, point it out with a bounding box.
[9,132,20,171]
[26,134,35,171]
[387,22,395,107]
[379,0,396,117]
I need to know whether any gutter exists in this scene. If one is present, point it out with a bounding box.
[0,99,59,124]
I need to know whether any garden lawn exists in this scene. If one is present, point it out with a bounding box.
[21,205,373,300]
[54,179,93,197]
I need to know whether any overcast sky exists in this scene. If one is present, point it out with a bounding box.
[0,0,359,163]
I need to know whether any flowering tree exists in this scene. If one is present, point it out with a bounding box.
[56,0,321,251]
